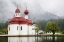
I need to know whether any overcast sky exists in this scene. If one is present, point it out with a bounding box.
[3,0,64,16]
[38,0,64,16]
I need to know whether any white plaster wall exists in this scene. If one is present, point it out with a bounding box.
[32,25,36,35]
[8,24,36,35]
[25,15,28,19]
[29,26,33,35]
[8,24,19,35]
[20,24,28,35]
[15,13,20,17]
[29,25,35,35]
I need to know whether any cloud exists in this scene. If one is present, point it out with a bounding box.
[6,0,64,16]
[38,0,64,16]
[0,0,64,22]
[2,0,64,16]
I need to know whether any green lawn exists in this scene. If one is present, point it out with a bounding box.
[41,34,64,37]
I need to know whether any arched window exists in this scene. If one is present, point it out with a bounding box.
[18,14,19,15]
[9,27,10,31]
[21,26,22,30]
[17,26,18,30]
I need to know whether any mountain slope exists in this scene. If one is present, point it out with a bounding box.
[29,12,59,21]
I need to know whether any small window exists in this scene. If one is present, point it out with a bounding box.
[16,14,17,16]
[9,27,10,31]
[32,28,35,30]
[21,26,22,30]
[18,14,19,15]
[17,26,18,30]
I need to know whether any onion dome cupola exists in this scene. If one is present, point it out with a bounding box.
[15,8,20,17]
[24,9,29,15]
[24,7,29,19]
[15,8,20,13]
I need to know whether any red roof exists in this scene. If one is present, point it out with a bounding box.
[9,17,32,25]
[26,19,31,24]
[24,9,29,15]
[15,8,20,13]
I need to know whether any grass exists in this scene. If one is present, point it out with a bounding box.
[41,34,64,37]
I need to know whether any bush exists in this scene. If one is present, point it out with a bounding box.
[62,30,64,34]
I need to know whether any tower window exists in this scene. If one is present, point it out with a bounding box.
[21,26,22,30]
[9,27,10,31]
[17,26,18,30]
[18,14,19,15]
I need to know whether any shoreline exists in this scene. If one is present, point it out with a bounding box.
[0,34,64,37]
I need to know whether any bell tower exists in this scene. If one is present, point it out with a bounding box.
[24,7,29,19]
[15,7,20,17]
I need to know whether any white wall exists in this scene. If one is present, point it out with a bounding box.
[15,13,20,17]
[8,24,36,35]
[29,25,35,35]
[8,24,19,35]
[20,24,28,35]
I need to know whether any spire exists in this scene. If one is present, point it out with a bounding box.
[25,4,27,10]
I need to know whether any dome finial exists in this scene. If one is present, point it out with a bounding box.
[17,5,18,8]
[26,5,27,10]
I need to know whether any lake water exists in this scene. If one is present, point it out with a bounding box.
[0,36,64,42]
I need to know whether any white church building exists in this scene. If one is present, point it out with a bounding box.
[8,7,36,35]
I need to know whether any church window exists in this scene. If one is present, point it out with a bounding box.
[21,26,22,30]
[32,28,34,30]
[17,26,18,30]
[18,14,19,15]
[9,27,10,31]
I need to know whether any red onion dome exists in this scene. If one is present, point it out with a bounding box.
[15,8,20,13]
[24,9,29,15]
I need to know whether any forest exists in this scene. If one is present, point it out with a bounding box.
[36,18,64,31]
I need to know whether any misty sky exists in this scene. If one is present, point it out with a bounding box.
[2,0,64,16]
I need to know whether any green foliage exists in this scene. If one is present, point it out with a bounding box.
[0,21,8,34]
[36,18,64,31]
[45,21,60,32]
[35,24,41,32]
[36,20,47,30]
[62,30,64,34]
[0,21,8,29]
[0,28,8,34]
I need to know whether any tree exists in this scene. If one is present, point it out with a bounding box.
[35,24,41,35]
[45,21,60,35]
[62,30,64,34]
[0,28,8,34]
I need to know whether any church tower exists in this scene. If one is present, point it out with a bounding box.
[15,8,20,17]
[24,7,29,19]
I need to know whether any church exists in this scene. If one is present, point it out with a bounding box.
[8,7,36,35]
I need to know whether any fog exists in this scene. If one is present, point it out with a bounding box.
[0,0,64,22]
